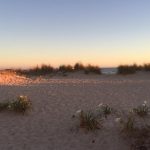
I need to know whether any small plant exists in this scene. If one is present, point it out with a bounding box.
[133,101,150,117]
[11,96,32,113]
[79,110,102,131]
[120,115,135,134]
[0,102,9,111]
[97,103,113,118]
[74,110,102,131]
[0,96,31,114]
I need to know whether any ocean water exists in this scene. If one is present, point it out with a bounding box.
[101,68,118,75]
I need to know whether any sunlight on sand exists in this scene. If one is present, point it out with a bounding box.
[0,71,31,85]
[0,71,150,86]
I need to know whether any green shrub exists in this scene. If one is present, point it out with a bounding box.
[79,110,102,131]
[120,115,135,134]
[133,101,150,117]
[0,102,9,111]
[0,96,32,114]
[11,96,32,113]
[97,103,113,118]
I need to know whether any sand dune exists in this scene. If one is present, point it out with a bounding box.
[0,72,150,150]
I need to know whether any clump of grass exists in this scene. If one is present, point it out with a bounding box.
[117,64,137,74]
[11,96,32,113]
[0,96,32,114]
[74,63,85,71]
[74,110,102,131]
[97,103,113,118]
[79,110,101,131]
[115,111,136,135]
[84,64,101,74]
[143,63,150,71]
[132,101,150,117]
[16,64,55,76]
[0,102,9,111]
[58,65,74,73]
[120,115,135,134]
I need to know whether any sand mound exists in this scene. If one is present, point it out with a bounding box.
[0,71,31,85]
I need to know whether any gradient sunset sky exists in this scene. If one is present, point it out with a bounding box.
[0,0,150,68]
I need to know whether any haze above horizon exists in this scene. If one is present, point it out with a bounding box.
[0,0,150,69]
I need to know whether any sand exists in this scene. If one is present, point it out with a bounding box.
[0,72,150,150]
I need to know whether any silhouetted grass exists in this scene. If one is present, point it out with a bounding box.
[117,65,137,74]
[117,63,150,74]
[58,65,74,73]
[74,63,85,71]
[143,63,150,71]
[16,64,55,76]
[84,64,101,74]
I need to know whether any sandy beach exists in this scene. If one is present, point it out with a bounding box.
[0,72,150,150]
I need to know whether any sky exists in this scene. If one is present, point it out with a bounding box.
[0,0,150,68]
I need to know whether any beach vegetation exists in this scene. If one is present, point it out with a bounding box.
[143,63,150,71]
[0,95,32,114]
[16,64,55,76]
[132,101,150,117]
[74,62,85,71]
[79,110,102,131]
[117,65,137,74]
[0,102,9,111]
[58,65,74,73]
[84,64,101,74]
[10,95,32,113]
[120,114,135,134]
[97,103,113,118]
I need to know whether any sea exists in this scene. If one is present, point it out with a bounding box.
[101,68,118,75]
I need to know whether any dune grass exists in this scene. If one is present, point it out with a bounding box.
[84,64,101,74]
[117,63,150,74]
[11,96,32,113]
[132,101,150,117]
[74,63,85,71]
[15,63,101,76]
[143,63,150,71]
[58,65,74,73]
[0,95,32,114]
[73,102,150,149]
[79,110,102,131]
[97,103,113,118]
[0,102,9,111]
[117,65,137,74]
[16,64,55,76]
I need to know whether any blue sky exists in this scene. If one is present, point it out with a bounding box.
[0,0,150,68]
